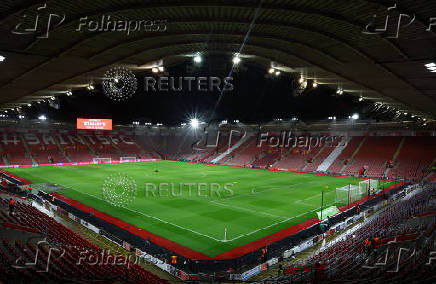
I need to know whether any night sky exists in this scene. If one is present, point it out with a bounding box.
[23,55,368,125]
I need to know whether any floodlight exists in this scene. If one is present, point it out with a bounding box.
[193,55,202,63]
[190,118,199,128]
[232,55,241,64]
[351,113,359,120]
[38,115,47,120]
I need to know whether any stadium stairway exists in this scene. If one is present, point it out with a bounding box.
[317,136,350,172]
[384,136,406,177]
[53,136,72,163]
[252,151,280,167]
[220,135,256,164]
[19,134,36,165]
[304,143,335,172]
[343,137,402,177]
[388,137,436,180]
[63,139,95,163]
[226,136,263,166]
[211,132,250,163]
[274,145,316,171]
[0,143,8,165]
[326,137,363,173]
[27,134,69,165]
[339,136,367,174]
[79,134,97,157]
[109,139,123,157]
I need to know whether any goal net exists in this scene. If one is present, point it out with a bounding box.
[93,157,112,164]
[335,184,363,206]
[120,157,137,162]
[359,179,379,194]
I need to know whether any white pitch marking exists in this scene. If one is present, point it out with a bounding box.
[64,185,338,243]
[67,187,224,242]
[209,200,287,219]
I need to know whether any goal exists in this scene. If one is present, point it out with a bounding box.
[93,157,112,164]
[335,184,364,206]
[120,157,138,163]
[359,179,379,194]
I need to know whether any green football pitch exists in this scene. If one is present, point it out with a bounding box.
[6,161,393,257]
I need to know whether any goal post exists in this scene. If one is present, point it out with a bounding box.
[359,179,379,195]
[120,157,138,163]
[93,157,112,164]
[335,184,363,206]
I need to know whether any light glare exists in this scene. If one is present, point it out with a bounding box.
[190,118,199,128]
[232,56,241,64]
[194,55,202,63]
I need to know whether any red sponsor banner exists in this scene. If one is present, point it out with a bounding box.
[77,118,112,130]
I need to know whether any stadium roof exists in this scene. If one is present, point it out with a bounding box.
[0,0,435,118]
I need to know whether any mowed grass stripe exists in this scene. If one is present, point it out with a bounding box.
[7,161,393,256]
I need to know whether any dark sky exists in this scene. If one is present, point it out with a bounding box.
[23,55,368,125]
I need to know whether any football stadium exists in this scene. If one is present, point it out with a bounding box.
[0,1,435,284]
